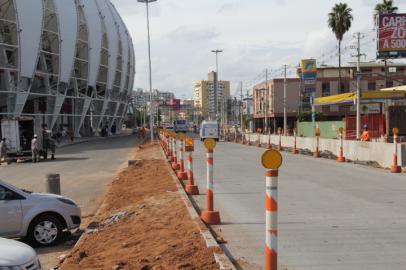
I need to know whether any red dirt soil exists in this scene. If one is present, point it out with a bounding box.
[60,143,219,270]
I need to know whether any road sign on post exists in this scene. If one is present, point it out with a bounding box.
[201,138,220,225]
[261,149,282,270]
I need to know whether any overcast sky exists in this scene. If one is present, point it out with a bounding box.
[111,0,406,98]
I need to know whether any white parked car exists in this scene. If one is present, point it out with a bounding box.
[0,180,81,247]
[0,237,41,270]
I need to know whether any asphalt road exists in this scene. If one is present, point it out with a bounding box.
[0,134,139,268]
[191,140,406,270]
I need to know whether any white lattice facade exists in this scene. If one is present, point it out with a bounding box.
[0,0,135,136]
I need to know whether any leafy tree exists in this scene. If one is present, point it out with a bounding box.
[328,3,353,91]
[375,0,398,17]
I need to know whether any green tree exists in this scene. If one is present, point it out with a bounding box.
[374,0,398,17]
[328,3,353,92]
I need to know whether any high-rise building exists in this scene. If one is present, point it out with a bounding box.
[194,71,230,119]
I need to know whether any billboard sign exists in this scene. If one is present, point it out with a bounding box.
[377,13,406,58]
[301,59,317,110]
[301,59,317,85]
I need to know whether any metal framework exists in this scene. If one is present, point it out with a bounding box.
[0,0,135,136]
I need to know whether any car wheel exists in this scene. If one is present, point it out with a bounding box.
[27,214,64,247]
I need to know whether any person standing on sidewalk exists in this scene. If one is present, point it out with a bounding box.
[49,135,56,160]
[31,135,39,163]
[0,138,7,164]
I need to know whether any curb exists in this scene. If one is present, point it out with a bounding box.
[159,146,236,270]
[57,133,131,149]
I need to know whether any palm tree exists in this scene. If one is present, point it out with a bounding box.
[374,0,398,87]
[328,3,353,92]
[375,0,398,17]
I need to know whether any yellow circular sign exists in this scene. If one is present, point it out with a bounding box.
[204,138,216,150]
[261,149,283,170]
[178,132,184,141]
[393,128,399,135]
[338,127,344,133]
[186,137,194,146]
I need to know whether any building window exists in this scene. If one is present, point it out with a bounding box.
[368,81,376,90]
[340,82,350,93]
[322,82,330,97]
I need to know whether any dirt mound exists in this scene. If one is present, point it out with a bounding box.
[60,145,219,270]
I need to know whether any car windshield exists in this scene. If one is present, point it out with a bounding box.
[176,120,186,125]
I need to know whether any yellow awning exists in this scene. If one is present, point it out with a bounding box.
[314,90,406,106]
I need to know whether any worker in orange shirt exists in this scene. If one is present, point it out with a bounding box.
[360,124,370,141]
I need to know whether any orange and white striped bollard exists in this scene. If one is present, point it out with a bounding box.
[177,133,188,180]
[277,128,282,151]
[261,150,283,270]
[169,135,175,162]
[257,133,261,147]
[267,130,272,149]
[313,128,320,158]
[391,128,401,173]
[172,136,180,170]
[185,138,199,195]
[292,129,298,154]
[201,138,220,225]
[337,128,345,162]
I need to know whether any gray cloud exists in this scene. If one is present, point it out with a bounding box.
[217,3,234,14]
[167,26,220,43]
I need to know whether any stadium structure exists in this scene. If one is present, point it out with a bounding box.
[0,0,135,137]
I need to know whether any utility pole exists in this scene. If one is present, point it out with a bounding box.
[283,65,287,135]
[138,0,157,143]
[353,32,365,140]
[240,81,243,131]
[265,68,268,132]
[246,90,250,131]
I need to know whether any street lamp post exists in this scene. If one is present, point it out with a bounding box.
[138,0,157,143]
[211,50,223,121]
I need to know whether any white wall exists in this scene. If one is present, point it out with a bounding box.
[244,133,404,169]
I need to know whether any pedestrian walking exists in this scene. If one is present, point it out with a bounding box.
[0,138,7,164]
[49,135,56,160]
[31,134,39,163]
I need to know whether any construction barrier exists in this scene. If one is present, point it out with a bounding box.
[337,128,345,163]
[391,128,401,173]
[261,149,283,270]
[201,138,221,225]
[176,133,188,180]
[185,137,199,195]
